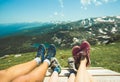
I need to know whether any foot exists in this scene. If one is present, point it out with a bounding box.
[68,57,76,70]
[36,44,46,62]
[68,57,76,74]
[72,41,91,69]
[45,44,56,60]
[50,58,61,74]
[72,46,80,57]
[79,41,91,66]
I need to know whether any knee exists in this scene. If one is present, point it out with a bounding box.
[0,70,5,77]
[0,70,9,82]
[12,76,29,82]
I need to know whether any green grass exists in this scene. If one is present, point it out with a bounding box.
[0,42,120,72]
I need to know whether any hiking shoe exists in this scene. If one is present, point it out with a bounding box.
[68,57,76,71]
[45,44,56,60]
[72,41,91,69]
[50,58,61,74]
[72,45,81,57]
[72,45,80,69]
[68,57,77,74]
[36,44,46,62]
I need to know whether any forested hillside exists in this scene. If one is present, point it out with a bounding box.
[0,16,120,57]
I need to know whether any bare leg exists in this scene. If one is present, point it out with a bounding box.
[49,71,59,82]
[13,44,56,82]
[49,57,61,82]
[68,73,75,82]
[12,60,49,82]
[0,60,38,82]
[75,58,94,82]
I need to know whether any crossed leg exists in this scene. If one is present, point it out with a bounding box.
[0,44,56,82]
[12,44,56,82]
[12,61,49,82]
[0,60,38,82]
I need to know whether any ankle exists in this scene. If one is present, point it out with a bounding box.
[81,57,87,62]
[44,59,50,66]
[34,57,41,65]
[54,66,61,74]
[79,58,87,67]
[79,55,87,63]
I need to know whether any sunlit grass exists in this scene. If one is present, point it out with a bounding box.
[90,43,120,72]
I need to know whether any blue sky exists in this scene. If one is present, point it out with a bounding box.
[0,0,120,23]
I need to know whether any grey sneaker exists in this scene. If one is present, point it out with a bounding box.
[68,57,76,72]
[50,58,61,74]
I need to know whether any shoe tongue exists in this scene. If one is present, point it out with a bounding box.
[78,50,87,56]
[79,51,84,54]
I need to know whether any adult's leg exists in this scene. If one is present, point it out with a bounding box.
[0,58,39,82]
[49,71,59,82]
[75,57,94,82]
[72,41,94,82]
[0,44,45,82]
[13,44,57,82]
[49,58,61,82]
[67,57,76,82]
[12,60,49,82]
[67,73,75,82]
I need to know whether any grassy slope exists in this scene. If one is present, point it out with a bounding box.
[0,42,120,72]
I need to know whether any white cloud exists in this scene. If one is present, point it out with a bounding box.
[54,12,58,16]
[60,9,64,16]
[81,6,87,10]
[59,0,64,8]
[103,0,109,3]
[102,0,117,3]
[80,0,118,9]
[49,13,65,23]
[93,0,102,6]
[50,0,65,22]
[81,0,91,6]
[61,13,64,17]
[53,12,65,17]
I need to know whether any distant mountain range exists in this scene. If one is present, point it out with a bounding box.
[0,22,54,37]
[0,16,120,37]
[0,15,120,56]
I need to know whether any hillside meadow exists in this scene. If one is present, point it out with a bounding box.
[0,42,120,72]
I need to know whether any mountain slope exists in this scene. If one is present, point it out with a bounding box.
[0,16,120,56]
[0,22,53,38]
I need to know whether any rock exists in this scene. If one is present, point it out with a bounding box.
[0,55,9,59]
[14,54,22,57]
